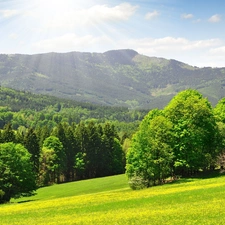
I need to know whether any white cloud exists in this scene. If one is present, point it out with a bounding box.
[9,33,18,39]
[32,33,113,53]
[88,3,138,22]
[122,37,221,51]
[32,3,138,30]
[207,46,225,67]
[118,37,225,67]
[181,13,194,19]
[210,46,225,54]
[0,9,19,18]
[208,14,221,23]
[145,10,160,20]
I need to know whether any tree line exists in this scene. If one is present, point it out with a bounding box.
[0,121,125,203]
[126,89,225,189]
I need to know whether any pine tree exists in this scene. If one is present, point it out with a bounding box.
[2,123,15,143]
[24,128,40,174]
[63,124,78,181]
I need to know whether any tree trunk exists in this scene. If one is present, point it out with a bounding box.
[0,191,11,204]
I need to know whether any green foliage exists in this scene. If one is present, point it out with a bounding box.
[126,89,221,189]
[1,123,15,143]
[24,128,40,174]
[42,136,65,183]
[112,138,125,174]
[0,189,4,198]
[126,112,174,187]
[0,87,146,133]
[74,152,85,178]
[73,122,124,179]
[39,147,56,186]
[62,124,78,181]
[0,142,36,203]
[164,89,218,174]
[32,121,126,185]
[214,97,225,123]
[128,175,148,190]
[213,98,225,167]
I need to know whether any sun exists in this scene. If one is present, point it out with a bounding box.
[32,0,93,13]
[32,0,73,15]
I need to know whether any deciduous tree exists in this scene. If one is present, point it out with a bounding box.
[42,136,65,183]
[126,110,173,188]
[0,142,36,203]
[164,89,218,174]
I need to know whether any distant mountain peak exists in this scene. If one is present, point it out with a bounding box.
[104,49,138,55]
[103,49,138,65]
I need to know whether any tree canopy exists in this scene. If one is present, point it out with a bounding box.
[126,110,173,187]
[0,142,36,203]
[126,89,222,189]
[164,89,219,174]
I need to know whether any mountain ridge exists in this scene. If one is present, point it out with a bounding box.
[0,49,225,109]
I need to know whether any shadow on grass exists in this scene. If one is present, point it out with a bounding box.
[164,178,193,186]
[185,169,225,179]
[17,199,37,204]
[164,169,225,186]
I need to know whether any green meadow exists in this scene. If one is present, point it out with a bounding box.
[1,173,225,225]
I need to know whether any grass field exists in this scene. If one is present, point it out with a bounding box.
[1,173,225,224]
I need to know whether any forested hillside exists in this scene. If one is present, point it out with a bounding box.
[0,87,146,203]
[0,87,146,134]
[1,49,225,108]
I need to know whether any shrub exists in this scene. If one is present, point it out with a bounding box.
[128,176,148,190]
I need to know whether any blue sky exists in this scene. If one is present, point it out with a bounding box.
[0,0,225,67]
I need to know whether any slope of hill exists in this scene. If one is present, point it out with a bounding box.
[0,49,225,108]
[2,173,225,224]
